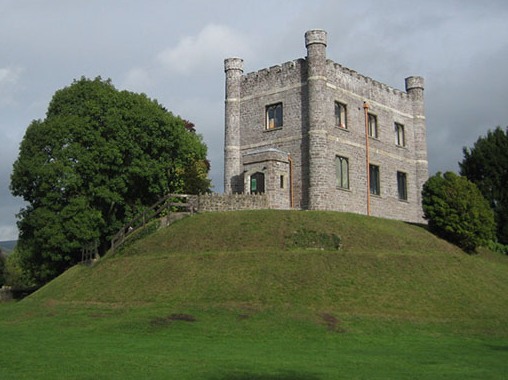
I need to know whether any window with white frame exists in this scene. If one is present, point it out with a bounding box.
[335,102,347,129]
[335,156,349,189]
[266,103,283,130]
[395,122,405,146]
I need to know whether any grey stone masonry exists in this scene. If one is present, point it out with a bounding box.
[223,29,429,224]
[188,193,269,212]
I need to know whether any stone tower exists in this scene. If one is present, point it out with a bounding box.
[305,29,329,210]
[223,57,243,194]
[405,76,428,219]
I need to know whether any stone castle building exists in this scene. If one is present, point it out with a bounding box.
[224,29,428,223]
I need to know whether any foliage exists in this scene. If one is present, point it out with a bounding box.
[0,251,5,287]
[460,126,508,244]
[10,77,211,284]
[3,249,37,289]
[487,240,508,256]
[422,171,496,252]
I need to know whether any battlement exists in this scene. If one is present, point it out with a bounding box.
[236,55,418,101]
[242,59,305,82]
[328,61,410,99]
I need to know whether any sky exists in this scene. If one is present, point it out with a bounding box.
[1,0,507,241]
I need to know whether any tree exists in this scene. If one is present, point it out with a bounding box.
[0,250,5,287]
[422,172,496,253]
[10,77,211,284]
[459,127,508,244]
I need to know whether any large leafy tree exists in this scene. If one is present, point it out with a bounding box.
[10,77,211,284]
[459,127,508,244]
[422,172,496,253]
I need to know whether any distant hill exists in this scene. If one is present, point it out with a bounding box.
[0,240,17,254]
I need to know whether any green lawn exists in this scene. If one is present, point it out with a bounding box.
[1,301,507,379]
[1,210,507,379]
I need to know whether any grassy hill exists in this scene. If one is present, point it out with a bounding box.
[29,210,507,330]
[2,210,508,379]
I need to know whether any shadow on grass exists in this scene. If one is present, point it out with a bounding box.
[209,371,321,380]
[487,345,508,352]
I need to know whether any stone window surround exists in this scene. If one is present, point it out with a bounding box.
[265,102,283,130]
[335,155,349,189]
[368,113,379,139]
[397,171,408,201]
[335,101,347,129]
[395,122,406,147]
[369,164,381,196]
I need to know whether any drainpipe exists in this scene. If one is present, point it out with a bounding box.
[288,154,294,208]
[363,101,371,216]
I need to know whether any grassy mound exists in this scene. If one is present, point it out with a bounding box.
[27,210,507,331]
[3,210,508,379]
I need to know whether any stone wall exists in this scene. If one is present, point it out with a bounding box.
[0,286,12,302]
[188,193,269,213]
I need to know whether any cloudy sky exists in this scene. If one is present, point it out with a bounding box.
[1,0,507,240]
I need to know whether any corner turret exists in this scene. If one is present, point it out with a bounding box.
[224,57,244,194]
[305,29,330,210]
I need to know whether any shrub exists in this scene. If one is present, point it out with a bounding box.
[487,241,508,255]
[422,172,496,253]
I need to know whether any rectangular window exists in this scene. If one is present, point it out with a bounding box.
[397,171,408,200]
[368,113,378,138]
[280,175,285,189]
[266,103,283,130]
[335,156,349,189]
[335,102,347,129]
[369,164,380,195]
[395,122,405,146]
[251,178,257,192]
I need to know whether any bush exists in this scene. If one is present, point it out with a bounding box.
[422,172,496,253]
[487,241,508,255]
[2,249,36,289]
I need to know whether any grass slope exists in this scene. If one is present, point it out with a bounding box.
[2,210,507,379]
[31,211,507,328]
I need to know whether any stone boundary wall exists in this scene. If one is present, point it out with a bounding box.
[188,193,269,213]
[0,286,12,302]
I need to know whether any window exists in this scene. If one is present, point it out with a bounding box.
[280,175,285,189]
[397,171,408,200]
[335,102,347,129]
[250,172,265,194]
[335,156,349,189]
[266,103,283,129]
[395,123,405,146]
[368,113,378,138]
[369,164,380,195]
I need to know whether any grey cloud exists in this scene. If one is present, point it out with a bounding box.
[1,0,507,239]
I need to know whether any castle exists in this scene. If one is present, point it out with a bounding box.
[224,30,428,224]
